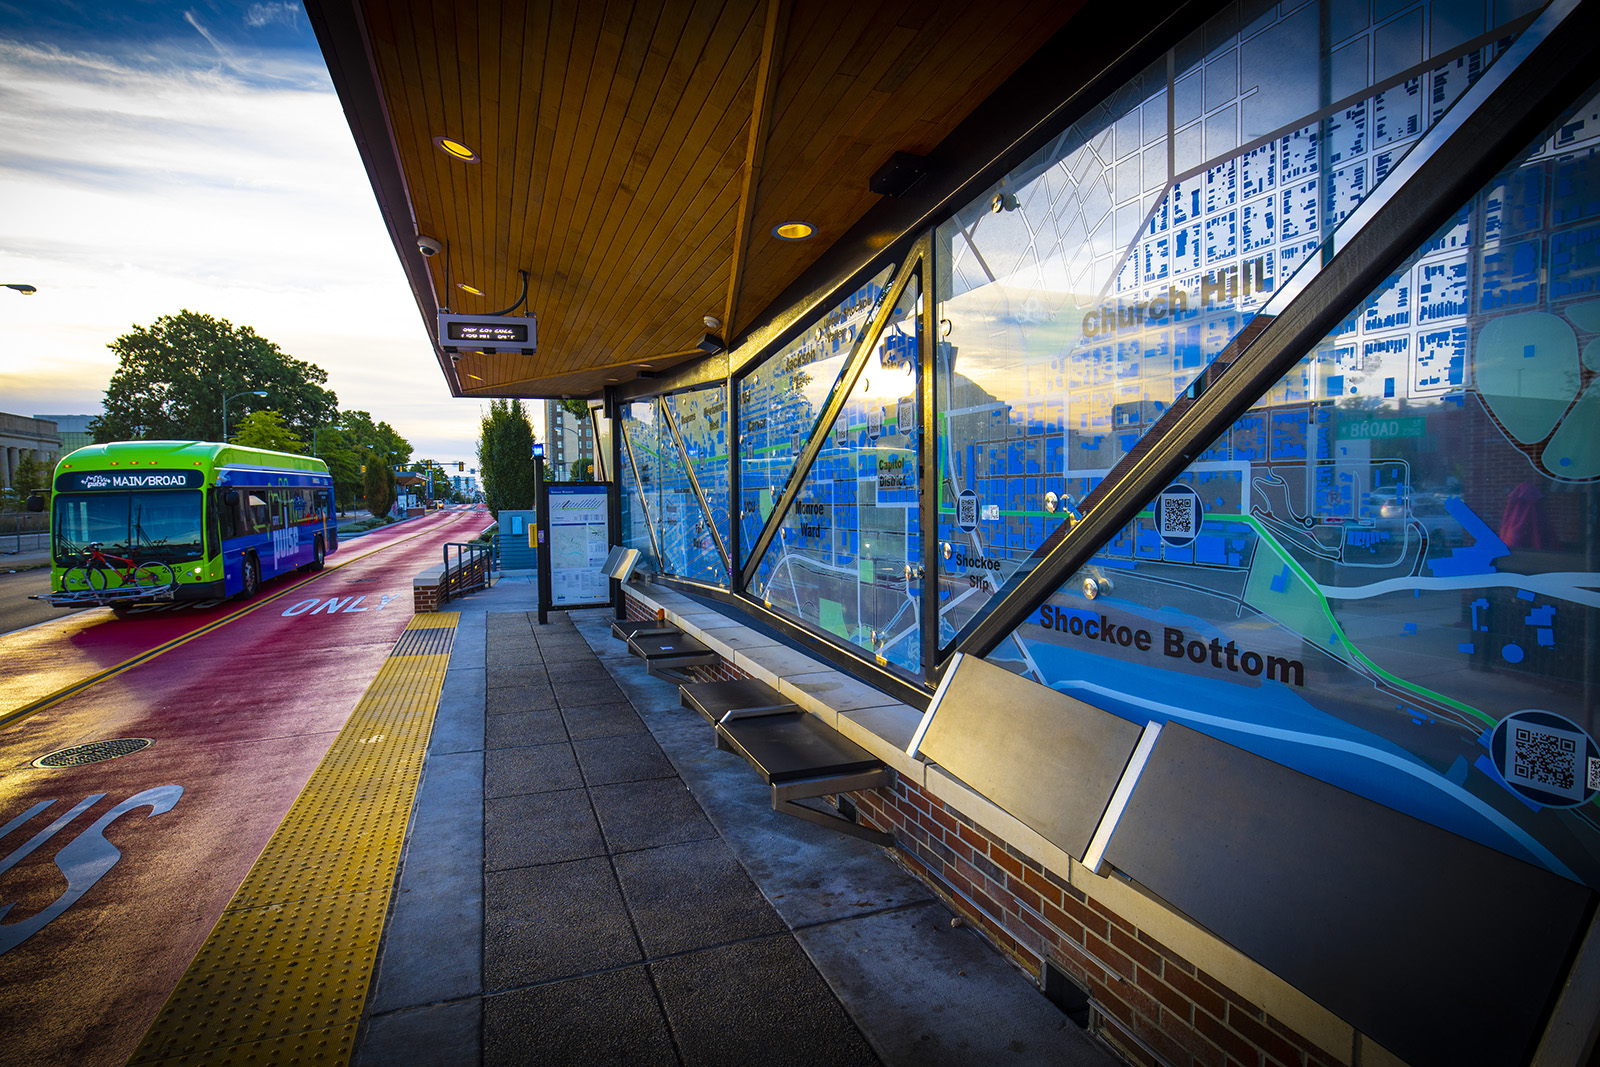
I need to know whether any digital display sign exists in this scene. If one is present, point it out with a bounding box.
[437,312,537,352]
[56,469,204,491]
[446,321,528,343]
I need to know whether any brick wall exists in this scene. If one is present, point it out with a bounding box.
[413,583,440,613]
[854,778,1347,1067]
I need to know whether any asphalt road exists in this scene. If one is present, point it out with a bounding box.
[0,567,81,636]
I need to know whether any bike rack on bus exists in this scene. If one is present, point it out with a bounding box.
[39,581,179,608]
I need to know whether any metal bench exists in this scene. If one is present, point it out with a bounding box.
[716,711,892,846]
[678,678,799,725]
[612,617,678,642]
[679,679,890,846]
[627,630,719,681]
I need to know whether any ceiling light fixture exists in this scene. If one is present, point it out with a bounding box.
[433,135,479,163]
[771,221,815,241]
[457,282,484,296]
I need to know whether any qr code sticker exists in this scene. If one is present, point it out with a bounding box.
[1161,494,1198,538]
[957,492,977,529]
[1589,756,1600,792]
[1507,721,1585,802]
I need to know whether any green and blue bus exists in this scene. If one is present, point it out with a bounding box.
[48,441,339,608]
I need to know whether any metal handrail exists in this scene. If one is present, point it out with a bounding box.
[440,542,492,604]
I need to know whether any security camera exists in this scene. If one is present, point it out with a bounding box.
[417,236,443,257]
[450,353,461,363]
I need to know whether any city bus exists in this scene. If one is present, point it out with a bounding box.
[47,441,338,610]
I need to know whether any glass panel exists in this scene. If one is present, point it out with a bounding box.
[656,406,694,579]
[53,491,205,561]
[737,265,894,567]
[753,274,924,673]
[996,80,1600,888]
[620,400,659,568]
[935,0,1531,648]
[671,385,731,586]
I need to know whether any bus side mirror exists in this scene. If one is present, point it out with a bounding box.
[25,492,45,513]
[221,490,239,507]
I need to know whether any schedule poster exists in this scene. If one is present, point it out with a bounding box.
[547,485,609,606]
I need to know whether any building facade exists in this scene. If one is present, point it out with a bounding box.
[32,414,95,456]
[0,412,62,492]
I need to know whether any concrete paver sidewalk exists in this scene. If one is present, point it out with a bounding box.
[354,583,1116,1066]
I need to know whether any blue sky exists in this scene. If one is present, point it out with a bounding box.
[0,1,504,468]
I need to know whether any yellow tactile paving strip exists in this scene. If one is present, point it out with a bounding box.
[129,612,459,1066]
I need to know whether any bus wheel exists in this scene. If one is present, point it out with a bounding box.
[241,553,261,599]
[308,535,325,572]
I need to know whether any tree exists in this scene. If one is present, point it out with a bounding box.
[340,409,412,469]
[477,399,536,516]
[362,450,397,518]
[92,310,338,443]
[229,410,304,453]
[570,458,594,482]
[4,453,46,511]
[309,426,362,513]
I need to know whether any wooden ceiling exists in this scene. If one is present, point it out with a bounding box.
[324,0,1082,398]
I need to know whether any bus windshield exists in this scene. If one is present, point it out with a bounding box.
[53,491,205,562]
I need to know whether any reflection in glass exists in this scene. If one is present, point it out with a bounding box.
[936,1,1528,649]
[737,267,893,567]
[754,276,923,673]
[671,386,731,586]
[655,405,695,577]
[620,400,659,568]
[996,81,1600,889]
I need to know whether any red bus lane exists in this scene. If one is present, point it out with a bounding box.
[0,508,482,724]
[0,508,489,1067]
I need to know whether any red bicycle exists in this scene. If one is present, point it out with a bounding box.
[61,542,176,595]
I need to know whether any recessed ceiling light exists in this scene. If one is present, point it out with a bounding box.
[704,315,722,329]
[433,135,479,162]
[457,282,484,296]
[772,221,815,241]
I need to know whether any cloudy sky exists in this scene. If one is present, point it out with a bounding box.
[0,0,511,467]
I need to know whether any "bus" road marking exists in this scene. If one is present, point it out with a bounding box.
[0,785,183,953]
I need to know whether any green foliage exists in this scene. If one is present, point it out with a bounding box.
[361,449,397,518]
[3,453,47,511]
[569,458,594,482]
[228,410,304,453]
[309,427,362,512]
[340,410,412,468]
[559,397,588,420]
[477,399,536,516]
[309,413,411,514]
[92,310,338,443]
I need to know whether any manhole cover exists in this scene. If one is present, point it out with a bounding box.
[33,738,154,768]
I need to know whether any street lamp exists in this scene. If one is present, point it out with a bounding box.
[3,284,37,295]
[222,390,268,441]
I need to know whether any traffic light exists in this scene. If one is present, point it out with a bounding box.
[457,461,465,470]
[360,464,366,473]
